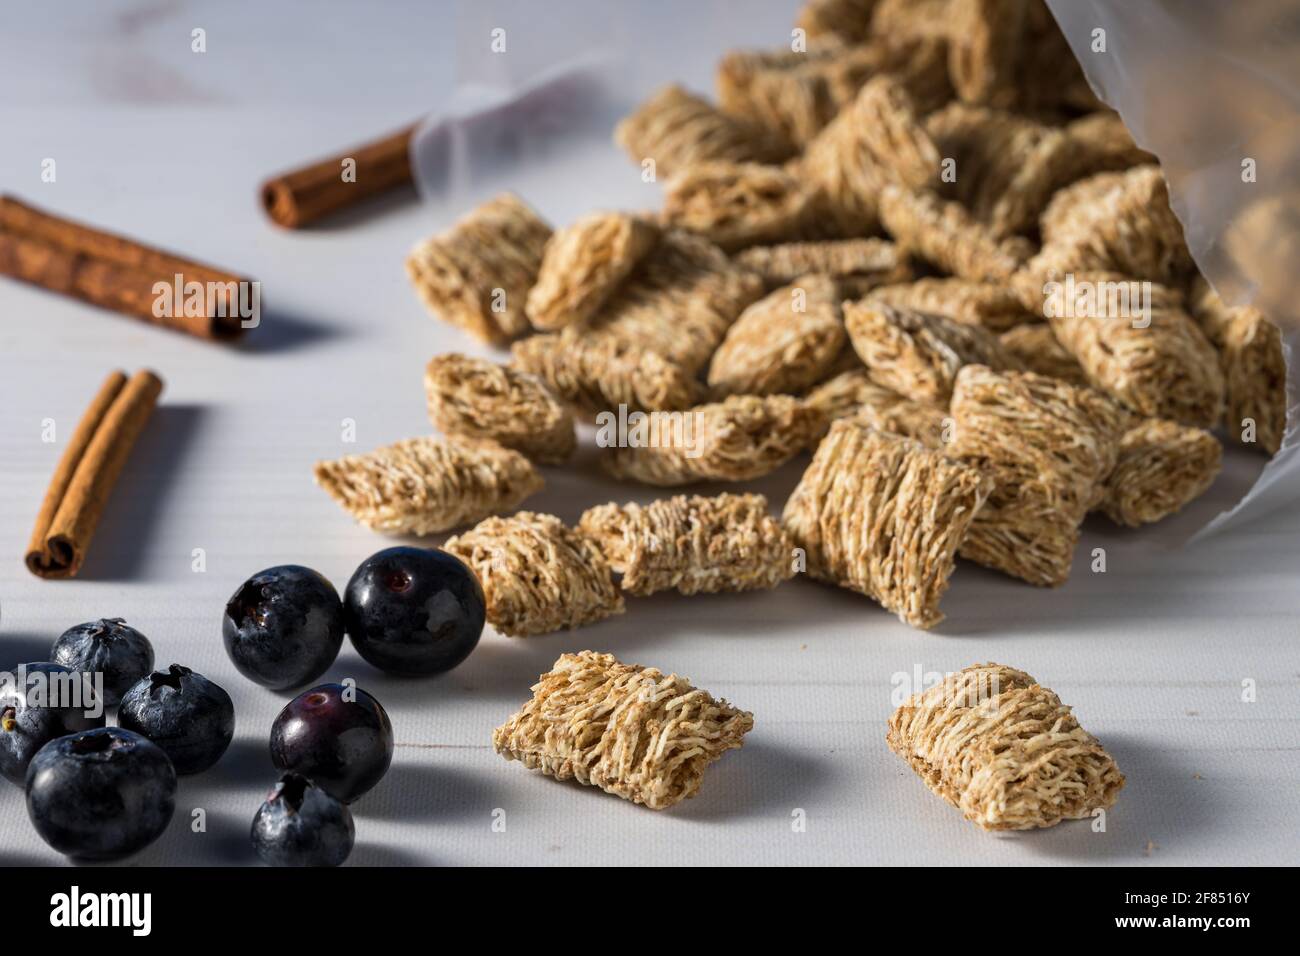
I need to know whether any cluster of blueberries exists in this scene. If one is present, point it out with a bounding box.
[3,545,486,866]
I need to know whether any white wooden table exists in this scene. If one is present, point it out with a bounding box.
[1,0,1296,867]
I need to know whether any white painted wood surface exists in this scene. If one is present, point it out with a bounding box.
[0,0,1296,866]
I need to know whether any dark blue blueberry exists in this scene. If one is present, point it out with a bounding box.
[343,547,484,676]
[117,664,235,775]
[222,565,344,690]
[251,771,355,867]
[26,726,176,861]
[51,618,155,707]
[269,684,392,803]
[0,662,105,786]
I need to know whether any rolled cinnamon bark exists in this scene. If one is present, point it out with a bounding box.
[0,196,254,340]
[26,369,164,579]
[260,124,416,228]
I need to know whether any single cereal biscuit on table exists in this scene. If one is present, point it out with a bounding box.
[662,162,812,251]
[949,365,1126,586]
[1101,417,1222,527]
[866,277,1037,332]
[405,193,551,346]
[493,650,753,809]
[844,301,1018,405]
[614,84,792,177]
[524,212,658,332]
[580,493,794,596]
[804,369,950,446]
[510,334,698,415]
[783,421,991,629]
[997,324,1090,386]
[583,230,765,374]
[708,275,845,396]
[733,238,910,291]
[313,436,542,536]
[603,395,824,487]
[423,353,575,465]
[878,185,1033,282]
[1189,278,1287,456]
[1043,281,1226,428]
[445,513,624,637]
[887,662,1125,830]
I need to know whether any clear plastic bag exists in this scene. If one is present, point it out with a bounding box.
[1047,0,1299,535]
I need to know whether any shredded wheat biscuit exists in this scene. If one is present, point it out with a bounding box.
[827,35,954,115]
[719,34,951,151]
[603,395,824,486]
[510,334,698,415]
[841,76,943,192]
[1045,289,1226,428]
[796,0,877,43]
[844,301,1018,405]
[870,0,954,44]
[423,353,576,465]
[583,230,765,374]
[801,77,941,236]
[493,650,753,809]
[405,193,551,346]
[733,238,909,291]
[580,493,794,596]
[716,42,849,151]
[866,277,1036,332]
[614,84,792,177]
[925,103,1043,205]
[1064,111,1156,176]
[1037,170,1128,246]
[1101,418,1222,527]
[1189,278,1287,455]
[878,185,1032,282]
[997,324,1090,386]
[804,369,950,446]
[662,162,812,251]
[948,0,1031,110]
[886,662,1125,830]
[445,513,624,637]
[949,365,1125,586]
[313,436,542,536]
[708,275,846,396]
[783,421,991,629]
[525,212,658,331]
[1025,165,1194,285]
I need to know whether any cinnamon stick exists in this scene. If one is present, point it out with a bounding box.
[0,196,254,341]
[261,123,417,229]
[26,369,164,579]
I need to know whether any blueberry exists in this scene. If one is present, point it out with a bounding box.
[0,662,105,785]
[51,618,155,707]
[117,664,235,775]
[223,565,345,690]
[343,547,484,676]
[269,684,392,803]
[26,726,176,861]
[251,771,355,867]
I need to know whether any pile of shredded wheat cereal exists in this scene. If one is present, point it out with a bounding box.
[310,0,1287,816]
